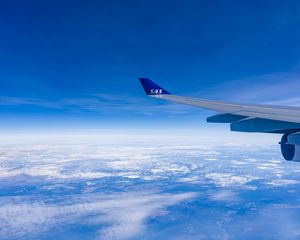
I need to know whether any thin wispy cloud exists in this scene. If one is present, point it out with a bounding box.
[0,94,195,115]
[0,191,197,240]
[1,70,299,125]
[0,96,61,109]
[187,68,300,106]
[215,70,300,104]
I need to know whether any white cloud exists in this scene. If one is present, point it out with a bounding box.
[177,176,200,183]
[266,179,299,186]
[0,144,197,181]
[228,206,300,239]
[198,69,300,104]
[0,191,197,240]
[205,173,257,187]
[2,142,300,239]
[0,93,195,116]
[0,143,295,187]
[209,190,239,202]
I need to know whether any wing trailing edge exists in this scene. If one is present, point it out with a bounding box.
[207,113,248,123]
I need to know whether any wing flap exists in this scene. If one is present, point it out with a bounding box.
[207,113,248,123]
[230,118,300,133]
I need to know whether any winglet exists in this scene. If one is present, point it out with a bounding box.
[139,78,171,95]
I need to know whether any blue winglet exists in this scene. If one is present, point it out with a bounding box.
[139,78,171,95]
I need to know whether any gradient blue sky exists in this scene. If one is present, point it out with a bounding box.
[1,0,300,131]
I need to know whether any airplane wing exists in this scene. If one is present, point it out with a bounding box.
[139,77,300,161]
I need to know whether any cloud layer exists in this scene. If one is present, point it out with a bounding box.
[0,191,197,240]
[1,143,300,239]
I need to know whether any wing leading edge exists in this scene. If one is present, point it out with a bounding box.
[139,78,300,133]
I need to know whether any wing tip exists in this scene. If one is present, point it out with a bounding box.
[139,78,171,95]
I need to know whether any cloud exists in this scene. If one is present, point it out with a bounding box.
[0,144,196,181]
[2,143,300,239]
[209,190,239,202]
[266,179,299,186]
[205,173,257,187]
[0,96,61,108]
[0,93,195,115]
[265,97,300,107]
[1,68,300,119]
[1,142,300,202]
[188,67,300,105]
[0,191,197,240]
[227,206,300,239]
[0,143,292,185]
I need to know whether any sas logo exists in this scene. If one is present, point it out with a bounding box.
[150,89,163,94]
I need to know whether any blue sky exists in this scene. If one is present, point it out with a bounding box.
[1,0,300,131]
